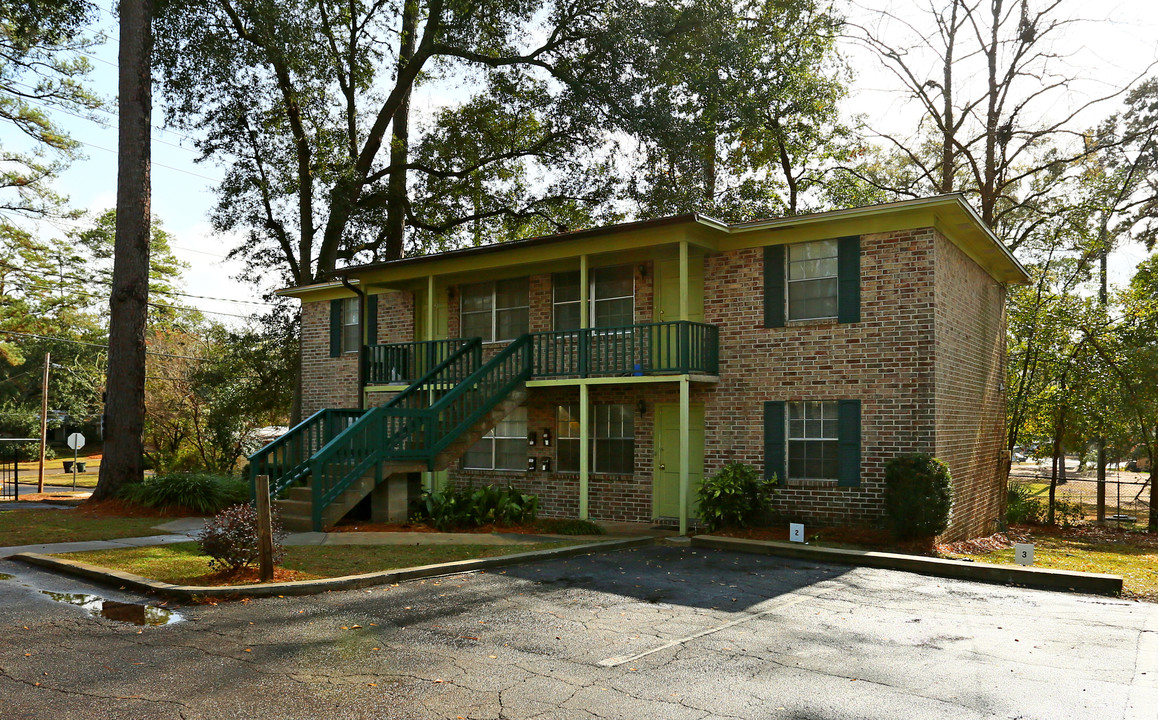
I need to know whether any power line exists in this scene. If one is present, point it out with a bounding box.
[4,275,257,320]
[0,259,278,308]
[77,139,222,183]
[0,329,212,361]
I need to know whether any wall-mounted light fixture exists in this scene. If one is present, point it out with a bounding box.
[637,264,648,278]
[637,398,647,416]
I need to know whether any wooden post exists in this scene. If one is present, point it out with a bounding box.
[37,352,50,493]
[254,474,275,582]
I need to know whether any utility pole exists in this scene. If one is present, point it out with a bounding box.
[37,351,50,493]
[1097,245,1107,522]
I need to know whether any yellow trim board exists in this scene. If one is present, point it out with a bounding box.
[526,374,718,388]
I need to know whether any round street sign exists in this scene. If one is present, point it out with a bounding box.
[67,432,86,450]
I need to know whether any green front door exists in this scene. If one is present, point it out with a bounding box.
[653,402,705,519]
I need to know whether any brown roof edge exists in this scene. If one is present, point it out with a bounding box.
[329,213,705,277]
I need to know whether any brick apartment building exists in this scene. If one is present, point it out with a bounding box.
[259,194,1028,541]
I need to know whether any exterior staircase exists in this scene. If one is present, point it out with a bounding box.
[250,336,533,531]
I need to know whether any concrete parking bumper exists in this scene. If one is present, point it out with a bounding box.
[691,535,1124,596]
[9,536,656,600]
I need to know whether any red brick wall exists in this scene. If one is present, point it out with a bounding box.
[375,290,413,344]
[300,299,360,416]
[699,229,939,528]
[933,233,1008,541]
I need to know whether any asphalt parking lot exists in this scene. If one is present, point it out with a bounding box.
[1,543,1155,719]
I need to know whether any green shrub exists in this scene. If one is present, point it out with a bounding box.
[535,518,605,535]
[884,454,953,540]
[120,473,248,515]
[418,484,539,531]
[1006,484,1083,527]
[696,461,775,532]
[196,503,286,572]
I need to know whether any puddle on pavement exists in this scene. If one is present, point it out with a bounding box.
[41,591,181,625]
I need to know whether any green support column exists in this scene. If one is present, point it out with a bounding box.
[679,376,690,536]
[579,383,590,520]
[679,241,689,320]
[424,274,436,493]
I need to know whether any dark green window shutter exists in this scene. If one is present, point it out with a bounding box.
[763,401,786,483]
[764,245,786,328]
[366,294,378,346]
[837,399,861,487]
[329,299,342,357]
[837,235,861,324]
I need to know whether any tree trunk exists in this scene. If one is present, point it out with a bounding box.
[94,0,152,501]
[383,0,418,261]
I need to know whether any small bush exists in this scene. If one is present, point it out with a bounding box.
[535,518,605,535]
[120,473,249,515]
[1006,483,1045,525]
[196,503,286,572]
[1006,484,1083,527]
[418,484,539,531]
[884,454,953,540]
[696,462,776,532]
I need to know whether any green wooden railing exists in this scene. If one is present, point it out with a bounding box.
[247,408,363,499]
[530,321,718,377]
[365,337,473,385]
[307,336,530,529]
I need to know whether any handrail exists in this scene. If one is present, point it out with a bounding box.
[364,337,473,385]
[308,335,533,529]
[247,407,363,498]
[382,337,482,410]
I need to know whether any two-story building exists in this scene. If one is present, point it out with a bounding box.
[255,194,1029,542]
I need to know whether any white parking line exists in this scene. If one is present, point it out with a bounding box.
[597,583,840,668]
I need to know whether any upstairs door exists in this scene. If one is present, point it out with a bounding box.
[653,402,705,520]
[653,257,705,370]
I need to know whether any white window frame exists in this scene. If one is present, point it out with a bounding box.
[786,239,839,322]
[463,406,528,471]
[787,401,839,481]
[341,297,360,354]
[460,278,530,343]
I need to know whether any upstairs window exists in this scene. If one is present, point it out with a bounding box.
[461,277,529,342]
[552,265,635,330]
[341,297,360,353]
[787,239,838,321]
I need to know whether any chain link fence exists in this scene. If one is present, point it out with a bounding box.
[1009,463,1152,528]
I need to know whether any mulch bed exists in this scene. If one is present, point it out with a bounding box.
[188,566,319,586]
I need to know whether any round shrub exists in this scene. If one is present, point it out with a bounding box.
[196,503,286,573]
[696,461,775,532]
[884,454,953,540]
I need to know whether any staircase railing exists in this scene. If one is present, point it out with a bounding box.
[307,335,532,529]
[247,408,363,499]
[530,321,719,377]
[365,337,473,385]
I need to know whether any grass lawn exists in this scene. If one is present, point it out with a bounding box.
[55,540,581,585]
[0,509,167,546]
[944,528,1158,601]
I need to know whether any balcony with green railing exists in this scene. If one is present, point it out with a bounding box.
[365,321,718,385]
[529,321,718,378]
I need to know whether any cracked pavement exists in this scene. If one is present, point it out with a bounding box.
[1,544,1155,719]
